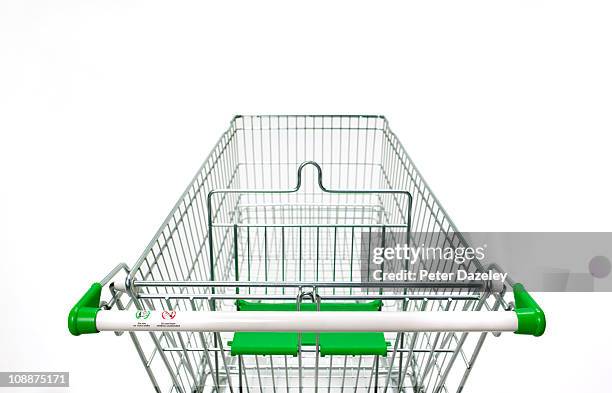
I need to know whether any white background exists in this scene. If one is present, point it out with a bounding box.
[1,1,612,392]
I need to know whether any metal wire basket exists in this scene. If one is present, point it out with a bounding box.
[69,115,545,393]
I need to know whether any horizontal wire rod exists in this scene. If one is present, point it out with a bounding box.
[137,293,481,301]
[132,280,485,289]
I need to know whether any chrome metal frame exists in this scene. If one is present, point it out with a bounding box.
[97,115,514,393]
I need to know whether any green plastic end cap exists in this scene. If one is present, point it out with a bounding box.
[513,283,546,337]
[68,283,102,336]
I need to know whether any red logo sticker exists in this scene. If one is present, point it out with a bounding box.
[161,310,176,320]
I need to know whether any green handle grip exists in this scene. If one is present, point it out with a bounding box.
[513,283,546,337]
[68,283,102,336]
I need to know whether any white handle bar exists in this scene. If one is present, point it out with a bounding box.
[96,310,518,333]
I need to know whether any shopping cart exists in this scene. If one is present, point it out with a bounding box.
[69,115,545,393]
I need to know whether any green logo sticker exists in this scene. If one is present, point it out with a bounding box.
[135,310,151,320]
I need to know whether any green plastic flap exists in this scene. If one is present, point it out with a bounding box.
[229,301,387,356]
[229,332,299,355]
[229,332,388,356]
[236,300,382,311]
[68,283,102,336]
[318,333,388,356]
[513,283,546,337]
